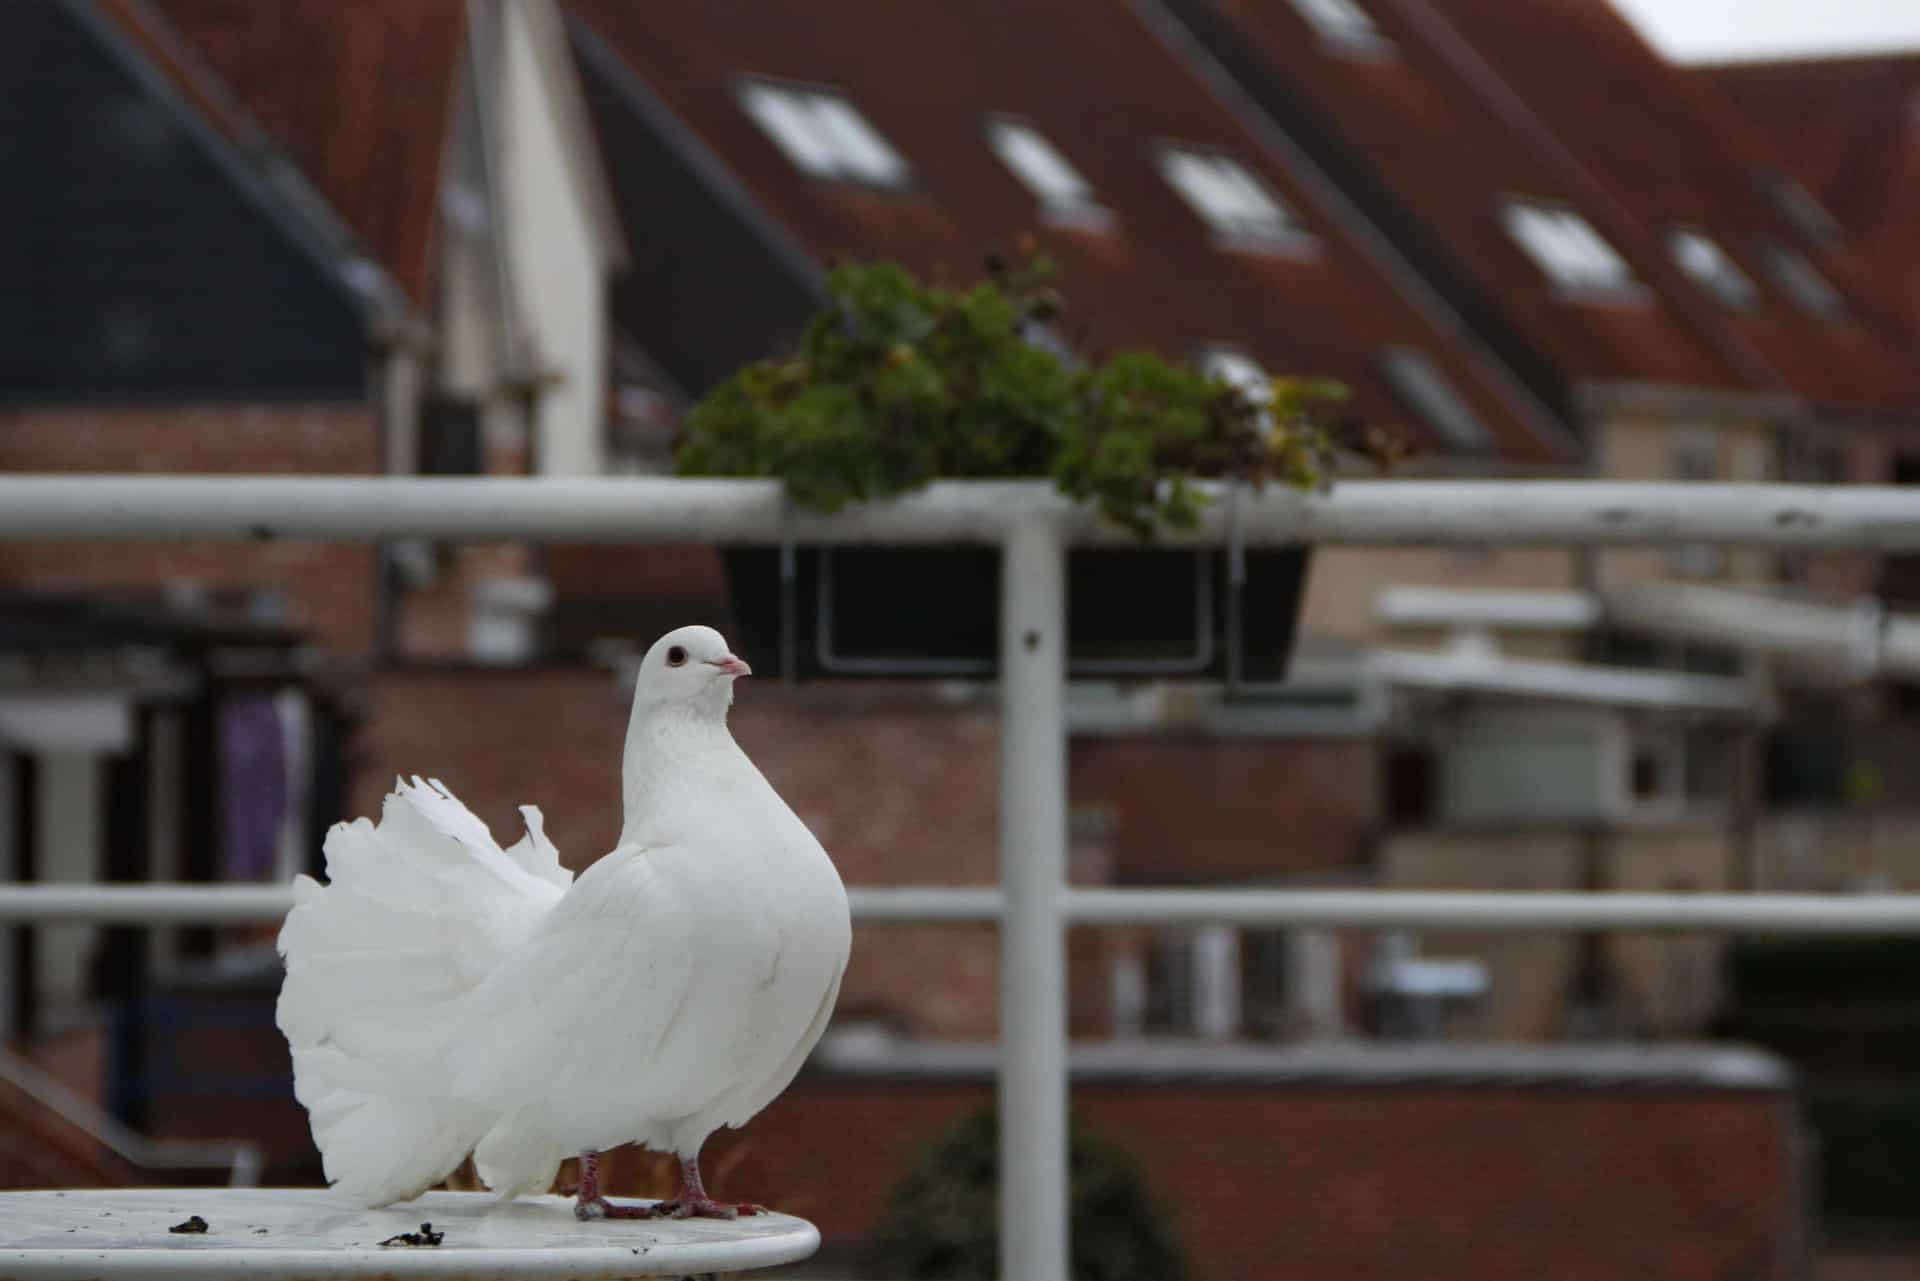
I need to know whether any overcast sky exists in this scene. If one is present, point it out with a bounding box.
[1609,0,1920,63]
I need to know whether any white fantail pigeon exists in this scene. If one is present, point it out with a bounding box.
[275,625,850,1220]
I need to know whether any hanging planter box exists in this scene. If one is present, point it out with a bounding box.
[721,542,1311,682]
[677,255,1350,682]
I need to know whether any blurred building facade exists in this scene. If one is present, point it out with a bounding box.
[3,0,1919,1272]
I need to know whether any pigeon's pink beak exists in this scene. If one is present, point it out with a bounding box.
[708,655,752,678]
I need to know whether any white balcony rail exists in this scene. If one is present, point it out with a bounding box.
[11,474,1920,1281]
[4,475,1920,547]
[9,884,1920,934]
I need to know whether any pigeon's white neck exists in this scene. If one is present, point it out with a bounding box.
[618,693,741,846]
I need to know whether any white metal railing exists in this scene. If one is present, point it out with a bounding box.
[12,883,1920,933]
[13,474,1920,1281]
[5,475,1920,547]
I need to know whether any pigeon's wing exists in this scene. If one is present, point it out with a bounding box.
[446,841,719,1115]
[711,960,844,1132]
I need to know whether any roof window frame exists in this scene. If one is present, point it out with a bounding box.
[736,76,911,190]
[1666,225,1758,311]
[1157,142,1314,258]
[1375,346,1494,455]
[1758,240,1847,322]
[1756,170,1840,248]
[983,114,1115,233]
[1287,0,1395,59]
[1499,197,1648,307]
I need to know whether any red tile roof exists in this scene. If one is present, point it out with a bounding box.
[1704,53,1920,341]
[116,0,468,310]
[566,0,1575,464]
[1702,55,1920,248]
[1424,0,1916,416]
[1198,0,1761,400]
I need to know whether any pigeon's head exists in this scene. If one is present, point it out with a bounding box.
[633,625,751,714]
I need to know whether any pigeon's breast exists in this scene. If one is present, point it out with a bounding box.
[579,832,844,1132]
[576,746,849,1132]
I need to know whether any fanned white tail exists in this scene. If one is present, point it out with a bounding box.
[276,777,571,1207]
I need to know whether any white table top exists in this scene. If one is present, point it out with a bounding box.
[0,1188,820,1279]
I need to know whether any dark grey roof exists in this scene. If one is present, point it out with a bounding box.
[0,0,378,401]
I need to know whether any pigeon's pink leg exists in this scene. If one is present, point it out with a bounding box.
[573,1149,654,1220]
[652,1149,763,1220]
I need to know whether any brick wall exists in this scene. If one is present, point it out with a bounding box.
[546,545,730,600]
[0,406,381,652]
[1073,736,1378,883]
[695,1076,1798,1281]
[395,543,541,660]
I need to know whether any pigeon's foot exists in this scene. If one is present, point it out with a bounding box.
[652,1196,761,1220]
[574,1196,655,1221]
[659,1148,763,1219]
[572,1149,655,1221]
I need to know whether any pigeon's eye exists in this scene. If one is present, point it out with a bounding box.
[666,645,688,667]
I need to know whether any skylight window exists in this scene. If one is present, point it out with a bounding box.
[1158,146,1309,254]
[1377,347,1492,453]
[738,81,907,187]
[1501,201,1640,300]
[1288,0,1391,54]
[984,117,1112,231]
[1760,242,1846,320]
[1667,227,1757,310]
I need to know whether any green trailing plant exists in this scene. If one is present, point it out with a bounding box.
[869,1106,1189,1281]
[675,251,1391,537]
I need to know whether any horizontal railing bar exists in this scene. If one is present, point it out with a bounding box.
[1065,888,1920,933]
[5,476,1920,548]
[7,884,1920,934]
[0,885,298,924]
[0,885,1006,925]
[851,887,1005,922]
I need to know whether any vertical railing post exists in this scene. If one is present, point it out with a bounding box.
[999,516,1069,1281]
